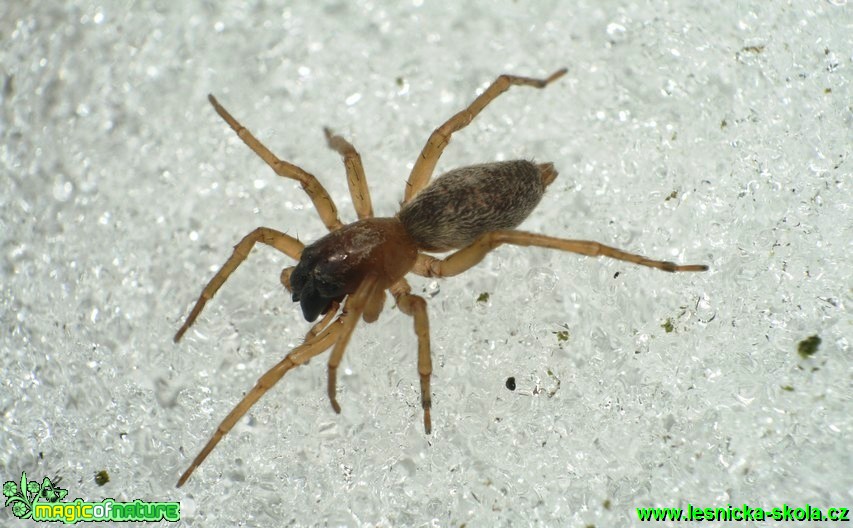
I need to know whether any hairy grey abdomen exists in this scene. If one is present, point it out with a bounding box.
[398,160,545,252]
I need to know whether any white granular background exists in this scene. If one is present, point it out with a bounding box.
[1,1,850,527]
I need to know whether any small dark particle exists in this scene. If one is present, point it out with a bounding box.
[603,499,612,510]
[735,45,766,63]
[797,335,821,359]
[94,470,110,486]
[476,292,490,303]
[665,190,678,201]
[824,88,831,94]
[661,318,675,333]
[505,377,516,391]
[780,385,794,392]
[613,271,620,278]
[2,75,13,98]
[553,324,570,343]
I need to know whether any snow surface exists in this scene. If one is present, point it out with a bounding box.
[2,1,850,526]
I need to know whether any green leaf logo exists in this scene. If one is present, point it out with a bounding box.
[3,472,68,519]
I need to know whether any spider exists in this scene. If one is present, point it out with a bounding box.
[174,68,708,487]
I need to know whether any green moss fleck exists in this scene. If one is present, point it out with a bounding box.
[94,470,110,486]
[797,335,821,358]
[553,324,570,343]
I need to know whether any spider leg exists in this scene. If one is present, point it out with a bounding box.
[391,279,432,434]
[208,95,344,231]
[403,68,567,203]
[175,228,304,342]
[324,128,374,219]
[412,230,709,277]
[280,266,295,293]
[326,275,380,414]
[176,318,344,487]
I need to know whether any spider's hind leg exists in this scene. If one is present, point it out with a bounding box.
[413,230,709,278]
[403,68,567,203]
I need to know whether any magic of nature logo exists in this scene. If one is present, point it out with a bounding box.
[3,472,180,523]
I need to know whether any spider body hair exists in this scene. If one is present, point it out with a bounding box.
[399,160,556,252]
[293,160,557,321]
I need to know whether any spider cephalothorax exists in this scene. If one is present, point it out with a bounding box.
[174,68,708,487]
[290,218,417,322]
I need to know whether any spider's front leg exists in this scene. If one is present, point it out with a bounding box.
[176,316,345,487]
[391,279,432,434]
[175,228,304,342]
[208,95,344,231]
[404,68,567,203]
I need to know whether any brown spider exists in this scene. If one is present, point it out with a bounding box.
[174,68,708,487]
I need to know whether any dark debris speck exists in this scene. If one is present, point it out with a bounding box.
[94,470,110,486]
[797,335,821,359]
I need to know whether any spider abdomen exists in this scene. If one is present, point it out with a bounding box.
[398,160,552,252]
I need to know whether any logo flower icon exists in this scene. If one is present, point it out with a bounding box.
[3,472,68,519]
[2,481,17,498]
